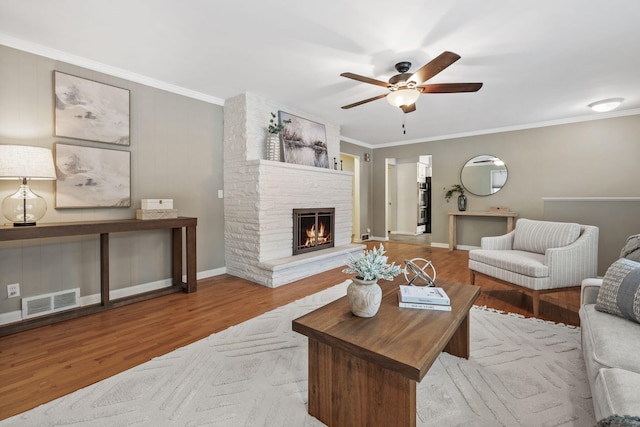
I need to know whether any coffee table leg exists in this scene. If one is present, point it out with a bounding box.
[308,339,332,423]
[443,312,471,359]
[307,339,416,427]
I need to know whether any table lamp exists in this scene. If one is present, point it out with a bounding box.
[0,144,57,226]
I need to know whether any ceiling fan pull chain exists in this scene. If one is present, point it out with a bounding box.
[403,114,407,135]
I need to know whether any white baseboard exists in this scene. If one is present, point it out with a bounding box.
[430,242,449,248]
[80,269,229,308]
[430,242,479,251]
[0,310,23,325]
[0,267,228,326]
[197,267,226,280]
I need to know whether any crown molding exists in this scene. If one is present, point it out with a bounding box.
[366,108,640,149]
[340,135,374,149]
[0,34,225,106]
[4,33,638,147]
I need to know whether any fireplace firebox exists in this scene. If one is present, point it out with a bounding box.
[293,208,335,255]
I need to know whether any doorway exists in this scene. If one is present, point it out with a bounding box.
[340,153,360,241]
[385,155,432,244]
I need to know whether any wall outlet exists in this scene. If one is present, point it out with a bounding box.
[361,234,370,241]
[7,283,20,298]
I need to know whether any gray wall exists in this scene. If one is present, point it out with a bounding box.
[0,45,225,318]
[544,199,640,275]
[368,115,640,268]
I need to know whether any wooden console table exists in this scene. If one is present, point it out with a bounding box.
[448,210,517,250]
[0,217,197,336]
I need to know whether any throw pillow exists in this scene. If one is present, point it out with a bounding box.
[621,234,640,263]
[596,258,640,324]
[512,219,581,254]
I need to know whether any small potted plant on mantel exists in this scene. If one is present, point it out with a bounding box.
[343,244,403,317]
[444,184,467,211]
[265,112,290,161]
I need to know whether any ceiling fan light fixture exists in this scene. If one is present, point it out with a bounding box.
[386,88,420,108]
[588,98,624,112]
[339,51,481,111]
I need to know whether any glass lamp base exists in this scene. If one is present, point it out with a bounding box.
[1,183,47,226]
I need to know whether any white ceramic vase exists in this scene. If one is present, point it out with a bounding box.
[347,277,382,317]
[265,134,280,161]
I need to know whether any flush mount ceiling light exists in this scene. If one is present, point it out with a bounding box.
[588,98,624,112]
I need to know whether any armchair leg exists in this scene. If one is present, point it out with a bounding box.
[468,271,580,318]
[532,291,540,317]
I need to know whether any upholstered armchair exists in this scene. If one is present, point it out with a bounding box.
[468,219,599,316]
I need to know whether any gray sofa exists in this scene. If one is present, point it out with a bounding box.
[580,235,640,421]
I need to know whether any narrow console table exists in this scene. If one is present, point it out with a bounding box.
[0,217,197,336]
[448,210,517,250]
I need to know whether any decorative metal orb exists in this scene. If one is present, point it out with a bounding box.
[403,258,436,287]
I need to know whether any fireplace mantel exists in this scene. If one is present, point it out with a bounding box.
[248,159,353,177]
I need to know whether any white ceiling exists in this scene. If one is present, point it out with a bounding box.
[1,0,640,147]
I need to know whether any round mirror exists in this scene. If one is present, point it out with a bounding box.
[460,155,508,196]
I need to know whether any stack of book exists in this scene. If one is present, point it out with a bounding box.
[398,285,451,311]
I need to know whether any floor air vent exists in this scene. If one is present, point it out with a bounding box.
[22,288,80,319]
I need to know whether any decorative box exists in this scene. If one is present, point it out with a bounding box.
[141,199,173,210]
[136,209,178,220]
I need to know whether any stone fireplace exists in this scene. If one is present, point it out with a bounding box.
[223,92,364,288]
[293,208,335,255]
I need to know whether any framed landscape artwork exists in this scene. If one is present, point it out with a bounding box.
[55,143,131,208]
[278,111,329,168]
[54,71,130,146]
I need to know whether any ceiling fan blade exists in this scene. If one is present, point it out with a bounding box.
[340,72,390,88]
[418,82,483,93]
[400,103,417,113]
[409,51,461,84]
[341,93,388,109]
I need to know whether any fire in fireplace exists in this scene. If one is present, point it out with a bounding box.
[293,208,335,255]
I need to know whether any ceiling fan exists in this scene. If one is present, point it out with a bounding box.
[340,51,482,113]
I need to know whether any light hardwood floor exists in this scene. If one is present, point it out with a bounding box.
[0,242,581,420]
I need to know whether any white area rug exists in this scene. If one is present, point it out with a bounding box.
[1,281,594,426]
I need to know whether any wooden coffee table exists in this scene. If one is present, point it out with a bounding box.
[292,279,480,427]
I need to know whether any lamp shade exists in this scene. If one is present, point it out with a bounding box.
[0,145,57,180]
[386,89,421,108]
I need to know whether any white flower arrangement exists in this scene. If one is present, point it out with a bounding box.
[343,244,403,281]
